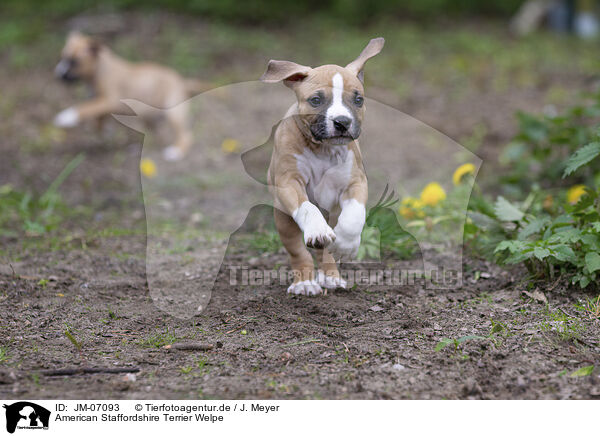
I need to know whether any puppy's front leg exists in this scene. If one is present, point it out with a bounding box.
[54,98,117,128]
[273,176,335,296]
[274,176,336,249]
[328,181,367,261]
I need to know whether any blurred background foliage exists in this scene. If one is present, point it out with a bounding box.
[1,0,524,26]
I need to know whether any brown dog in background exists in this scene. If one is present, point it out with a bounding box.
[54,31,208,160]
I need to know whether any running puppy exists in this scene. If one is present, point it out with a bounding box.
[261,37,384,295]
[54,31,208,160]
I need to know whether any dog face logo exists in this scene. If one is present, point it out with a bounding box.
[3,402,50,434]
[55,31,101,82]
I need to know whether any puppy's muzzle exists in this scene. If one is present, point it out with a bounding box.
[55,58,79,82]
[333,116,351,133]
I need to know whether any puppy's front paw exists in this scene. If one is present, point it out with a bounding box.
[304,222,336,249]
[163,145,184,161]
[328,232,361,261]
[287,280,324,296]
[53,107,79,128]
[317,270,347,290]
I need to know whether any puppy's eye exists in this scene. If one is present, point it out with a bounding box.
[354,94,364,107]
[308,96,322,107]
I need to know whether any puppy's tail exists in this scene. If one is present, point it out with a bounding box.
[184,78,213,96]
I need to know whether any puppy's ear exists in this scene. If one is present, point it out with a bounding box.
[67,30,83,40]
[260,60,311,88]
[346,37,385,83]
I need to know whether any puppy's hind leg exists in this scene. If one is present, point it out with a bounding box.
[316,248,346,290]
[163,102,193,161]
[274,207,323,296]
[316,209,345,289]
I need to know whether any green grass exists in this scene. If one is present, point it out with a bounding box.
[0,153,85,237]
[0,347,8,363]
[574,295,600,320]
[237,229,282,254]
[539,308,584,342]
[137,328,179,348]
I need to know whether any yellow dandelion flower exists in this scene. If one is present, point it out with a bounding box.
[42,124,67,143]
[420,182,446,206]
[140,158,157,178]
[542,194,554,211]
[221,138,241,154]
[399,197,424,219]
[567,185,587,204]
[452,163,476,185]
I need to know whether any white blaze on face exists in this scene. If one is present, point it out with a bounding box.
[325,73,353,136]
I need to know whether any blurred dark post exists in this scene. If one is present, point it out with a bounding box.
[511,0,598,37]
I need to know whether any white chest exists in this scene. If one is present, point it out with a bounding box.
[294,146,354,212]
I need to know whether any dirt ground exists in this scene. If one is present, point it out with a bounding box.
[1,13,600,399]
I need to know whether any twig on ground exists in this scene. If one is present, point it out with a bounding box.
[39,367,140,376]
[558,307,577,319]
[164,343,214,351]
[342,342,350,354]
[282,339,321,347]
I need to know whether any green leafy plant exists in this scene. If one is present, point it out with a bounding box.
[358,186,418,260]
[467,96,600,289]
[469,190,600,288]
[64,326,82,351]
[499,92,600,193]
[0,153,84,236]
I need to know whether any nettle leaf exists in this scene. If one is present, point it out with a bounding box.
[580,276,591,288]
[550,245,577,263]
[570,365,594,377]
[581,234,600,249]
[548,227,581,244]
[533,246,551,261]
[505,248,534,264]
[551,215,575,229]
[563,142,600,178]
[592,222,600,232]
[434,338,454,352]
[495,240,527,254]
[516,112,548,142]
[494,197,524,222]
[468,211,499,232]
[585,252,600,273]
[518,216,550,240]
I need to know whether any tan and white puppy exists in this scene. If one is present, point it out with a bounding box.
[54,31,208,160]
[261,37,384,296]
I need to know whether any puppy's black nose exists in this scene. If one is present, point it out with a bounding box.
[333,116,351,132]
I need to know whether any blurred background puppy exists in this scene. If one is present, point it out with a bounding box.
[54,31,209,160]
